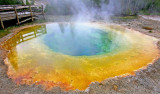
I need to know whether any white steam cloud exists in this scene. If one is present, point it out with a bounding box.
[45,0,148,22]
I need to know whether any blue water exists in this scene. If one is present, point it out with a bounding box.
[43,23,112,56]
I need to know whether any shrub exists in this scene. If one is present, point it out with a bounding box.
[0,0,22,5]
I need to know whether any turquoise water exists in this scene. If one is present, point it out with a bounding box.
[3,23,159,91]
[43,23,113,56]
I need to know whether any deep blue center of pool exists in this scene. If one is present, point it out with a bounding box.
[44,23,112,56]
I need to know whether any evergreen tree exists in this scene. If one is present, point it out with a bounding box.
[0,0,22,5]
[26,0,30,5]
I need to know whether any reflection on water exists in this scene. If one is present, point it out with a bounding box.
[2,23,160,91]
[3,25,47,71]
[3,25,47,50]
[44,23,114,56]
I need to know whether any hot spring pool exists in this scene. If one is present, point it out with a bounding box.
[2,23,160,91]
[44,24,114,56]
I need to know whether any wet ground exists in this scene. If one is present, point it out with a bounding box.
[0,16,160,94]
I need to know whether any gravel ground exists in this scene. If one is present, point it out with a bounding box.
[0,16,160,94]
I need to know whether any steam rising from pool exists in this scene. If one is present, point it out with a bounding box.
[2,23,160,91]
[45,0,119,21]
[45,0,147,22]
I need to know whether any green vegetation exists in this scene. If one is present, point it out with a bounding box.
[0,26,14,38]
[26,0,30,5]
[45,0,160,16]
[110,15,138,22]
[31,0,35,5]
[0,0,22,5]
[115,16,138,19]
[0,0,35,5]
[26,0,35,5]
[0,0,158,15]
[140,0,160,15]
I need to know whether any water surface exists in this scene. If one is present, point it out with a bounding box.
[3,23,160,91]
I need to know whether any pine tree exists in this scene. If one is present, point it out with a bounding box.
[0,0,22,5]
[26,0,30,5]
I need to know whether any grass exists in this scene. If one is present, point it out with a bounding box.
[116,16,138,19]
[0,29,10,38]
[0,19,47,38]
[139,10,151,15]
[139,10,160,16]
[0,26,17,38]
[111,15,138,22]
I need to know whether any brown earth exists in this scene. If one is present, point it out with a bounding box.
[0,16,160,94]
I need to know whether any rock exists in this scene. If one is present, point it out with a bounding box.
[113,84,118,91]
[142,27,153,30]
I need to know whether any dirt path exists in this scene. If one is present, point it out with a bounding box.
[0,16,160,94]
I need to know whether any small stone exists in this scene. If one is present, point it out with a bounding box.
[25,92,29,94]
[113,84,118,91]
[142,27,153,30]
[99,83,103,86]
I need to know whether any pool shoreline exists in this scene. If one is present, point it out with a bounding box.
[0,20,160,93]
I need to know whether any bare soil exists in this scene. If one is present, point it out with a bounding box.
[0,16,160,94]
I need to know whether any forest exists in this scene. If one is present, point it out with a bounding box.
[0,0,34,5]
[45,0,160,16]
[0,0,160,16]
